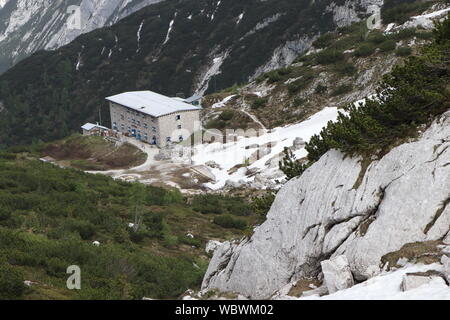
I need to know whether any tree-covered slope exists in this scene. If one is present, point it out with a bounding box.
[0,0,379,148]
[0,148,260,299]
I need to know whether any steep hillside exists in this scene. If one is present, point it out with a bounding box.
[0,0,164,73]
[0,148,263,299]
[200,15,450,299]
[0,0,383,147]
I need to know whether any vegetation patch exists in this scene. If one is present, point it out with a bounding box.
[381,240,443,270]
[43,135,147,171]
[0,154,255,299]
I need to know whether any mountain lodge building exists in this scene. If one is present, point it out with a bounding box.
[106,91,202,148]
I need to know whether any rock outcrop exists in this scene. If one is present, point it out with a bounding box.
[321,255,354,294]
[202,111,450,299]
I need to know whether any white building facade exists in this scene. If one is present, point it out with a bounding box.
[107,91,202,148]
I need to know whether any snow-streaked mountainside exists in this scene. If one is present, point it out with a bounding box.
[0,0,164,73]
[0,0,386,148]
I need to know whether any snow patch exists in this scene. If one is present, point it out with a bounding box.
[136,20,144,53]
[163,13,177,45]
[298,264,450,300]
[212,95,237,108]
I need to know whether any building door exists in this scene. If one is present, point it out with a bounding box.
[131,129,136,137]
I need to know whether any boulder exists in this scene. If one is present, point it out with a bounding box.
[206,240,223,254]
[292,137,306,150]
[401,274,441,292]
[154,148,173,161]
[321,255,354,294]
[301,285,328,297]
[205,161,222,169]
[201,112,450,299]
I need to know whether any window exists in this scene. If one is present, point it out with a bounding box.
[177,125,182,130]
[179,135,184,142]
[121,124,125,131]
[152,127,157,133]
[144,123,148,129]
[137,121,141,126]
[176,115,181,120]
[120,114,125,120]
[144,133,148,141]
[166,137,172,142]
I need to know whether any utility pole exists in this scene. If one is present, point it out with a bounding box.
[98,105,102,126]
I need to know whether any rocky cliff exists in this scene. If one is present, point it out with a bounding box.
[202,110,450,299]
[0,0,164,73]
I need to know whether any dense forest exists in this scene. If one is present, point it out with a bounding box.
[0,147,262,299]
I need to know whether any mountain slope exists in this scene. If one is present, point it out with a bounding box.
[0,0,382,148]
[200,16,450,299]
[0,0,165,74]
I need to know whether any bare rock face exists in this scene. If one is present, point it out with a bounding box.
[202,111,450,299]
[321,255,354,294]
[206,240,223,255]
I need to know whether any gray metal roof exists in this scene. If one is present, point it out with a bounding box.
[81,123,109,131]
[185,95,202,103]
[106,91,202,117]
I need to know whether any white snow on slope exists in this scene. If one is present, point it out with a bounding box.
[136,20,144,52]
[0,0,8,9]
[195,50,230,95]
[236,12,245,24]
[192,107,339,189]
[212,95,237,108]
[299,264,450,300]
[163,13,177,45]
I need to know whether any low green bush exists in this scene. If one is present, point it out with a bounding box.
[354,43,375,57]
[316,49,344,64]
[379,39,397,52]
[331,84,353,96]
[0,262,26,300]
[396,46,412,56]
[219,109,235,121]
[213,215,247,230]
[334,62,358,76]
[313,33,336,48]
[251,97,268,110]
[315,84,328,94]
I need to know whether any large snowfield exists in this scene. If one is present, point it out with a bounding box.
[299,264,450,300]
